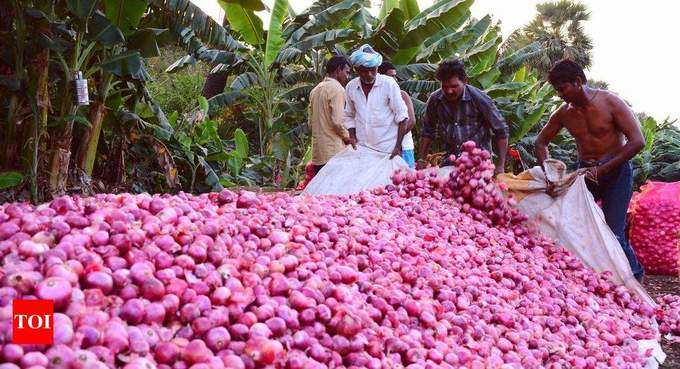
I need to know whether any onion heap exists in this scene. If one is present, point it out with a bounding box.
[657,294,680,337]
[628,181,680,275]
[0,142,665,369]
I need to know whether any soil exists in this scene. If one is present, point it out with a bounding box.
[645,275,680,368]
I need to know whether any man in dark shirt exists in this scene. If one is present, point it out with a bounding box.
[417,59,509,174]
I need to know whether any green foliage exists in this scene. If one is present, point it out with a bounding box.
[632,119,680,189]
[104,0,148,35]
[9,0,672,200]
[220,1,265,45]
[501,0,593,76]
[264,0,290,67]
[146,46,210,117]
[0,172,24,190]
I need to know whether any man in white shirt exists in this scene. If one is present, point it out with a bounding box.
[344,45,409,158]
[378,61,416,168]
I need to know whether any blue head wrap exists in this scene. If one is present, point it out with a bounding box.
[349,44,383,68]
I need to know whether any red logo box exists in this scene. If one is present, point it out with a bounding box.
[12,299,54,345]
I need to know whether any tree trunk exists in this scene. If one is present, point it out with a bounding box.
[111,135,127,185]
[48,116,75,197]
[3,97,20,170]
[1,2,20,170]
[76,101,106,176]
[31,47,50,203]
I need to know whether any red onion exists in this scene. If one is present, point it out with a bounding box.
[245,337,284,365]
[53,313,74,345]
[84,271,113,294]
[103,321,129,353]
[155,342,180,364]
[265,317,287,337]
[219,354,244,369]
[34,277,70,308]
[120,298,145,324]
[2,344,23,363]
[141,278,165,301]
[182,340,211,364]
[205,327,231,352]
[20,352,48,367]
[0,142,665,369]
[628,181,680,274]
[45,345,75,369]
[76,325,101,348]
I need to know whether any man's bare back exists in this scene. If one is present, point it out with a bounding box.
[554,88,626,161]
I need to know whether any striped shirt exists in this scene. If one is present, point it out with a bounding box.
[421,84,509,163]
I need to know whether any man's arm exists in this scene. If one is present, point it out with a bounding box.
[495,138,508,175]
[400,90,416,132]
[343,85,358,149]
[475,90,510,174]
[388,79,410,158]
[417,138,432,168]
[417,94,438,169]
[307,101,313,131]
[391,122,409,159]
[348,128,357,148]
[534,108,564,167]
[597,94,645,176]
[328,87,350,144]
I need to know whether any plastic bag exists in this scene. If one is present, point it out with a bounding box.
[301,145,409,196]
[497,160,653,305]
[628,181,680,276]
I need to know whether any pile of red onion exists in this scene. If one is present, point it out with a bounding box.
[657,294,680,337]
[628,181,680,275]
[0,142,664,369]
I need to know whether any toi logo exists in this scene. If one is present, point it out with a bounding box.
[12,299,54,344]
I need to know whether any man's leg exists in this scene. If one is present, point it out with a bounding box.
[598,162,645,280]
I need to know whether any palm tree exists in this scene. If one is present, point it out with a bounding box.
[503,0,593,77]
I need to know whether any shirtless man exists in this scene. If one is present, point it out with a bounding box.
[534,59,645,281]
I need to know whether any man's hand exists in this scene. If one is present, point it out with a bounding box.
[343,136,357,149]
[541,163,558,198]
[545,180,558,198]
[389,146,402,159]
[347,128,358,150]
[349,136,357,149]
[342,136,357,149]
[584,166,599,184]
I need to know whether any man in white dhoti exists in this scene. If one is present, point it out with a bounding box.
[344,44,410,158]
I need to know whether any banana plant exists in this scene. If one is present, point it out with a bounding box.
[162,95,255,192]
[188,0,333,186]
[45,0,174,194]
[0,0,182,201]
[632,119,680,188]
